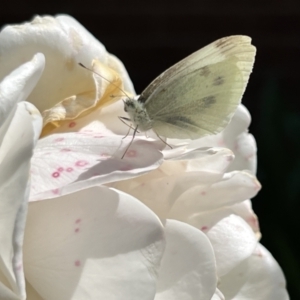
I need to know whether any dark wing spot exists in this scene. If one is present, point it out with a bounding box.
[213,76,224,86]
[203,96,216,108]
[199,66,211,77]
[215,38,228,48]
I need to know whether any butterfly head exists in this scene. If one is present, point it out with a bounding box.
[123,98,137,113]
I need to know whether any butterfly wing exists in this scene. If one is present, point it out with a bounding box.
[139,36,256,139]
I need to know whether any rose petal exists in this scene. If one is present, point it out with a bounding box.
[187,200,260,237]
[206,215,257,276]
[109,147,234,219]
[155,220,217,300]
[227,133,257,174]
[0,102,42,299]
[0,53,44,129]
[231,200,260,236]
[30,132,164,201]
[56,14,135,94]
[211,289,225,300]
[24,186,165,300]
[169,171,261,221]
[0,15,134,135]
[219,244,289,300]
[222,104,252,150]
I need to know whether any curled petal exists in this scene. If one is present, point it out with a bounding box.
[169,171,261,221]
[0,102,42,299]
[155,220,217,300]
[0,53,44,129]
[0,15,134,135]
[24,186,165,300]
[206,215,257,276]
[227,133,257,174]
[188,200,260,238]
[222,104,252,149]
[219,244,289,300]
[211,289,225,300]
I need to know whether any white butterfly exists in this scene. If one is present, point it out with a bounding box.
[121,35,256,157]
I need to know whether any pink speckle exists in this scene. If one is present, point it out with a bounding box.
[201,191,206,196]
[120,165,131,171]
[16,264,22,271]
[254,180,261,191]
[253,248,263,257]
[217,139,225,146]
[75,160,89,167]
[54,137,64,142]
[69,121,76,128]
[61,148,71,152]
[201,226,208,231]
[75,219,81,224]
[66,167,74,172]
[57,167,64,172]
[246,153,254,159]
[100,153,110,158]
[52,172,60,178]
[74,260,81,267]
[94,135,104,138]
[52,188,60,194]
[75,228,80,233]
[226,155,234,162]
[126,150,137,158]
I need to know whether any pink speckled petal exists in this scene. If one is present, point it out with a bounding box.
[187,200,260,237]
[108,147,234,219]
[231,200,260,236]
[206,215,257,277]
[219,244,289,300]
[24,186,165,300]
[227,132,257,174]
[30,131,164,201]
[169,171,260,221]
[169,171,261,221]
[222,104,252,149]
[154,220,217,300]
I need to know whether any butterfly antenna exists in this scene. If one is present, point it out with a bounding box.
[78,63,131,99]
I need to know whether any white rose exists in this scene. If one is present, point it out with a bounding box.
[0,14,289,300]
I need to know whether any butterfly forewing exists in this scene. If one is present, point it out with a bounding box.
[138,36,255,105]
[148,59,244,139]
[138,35,255,139]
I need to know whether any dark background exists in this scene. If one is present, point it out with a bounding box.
[2,0,300,298]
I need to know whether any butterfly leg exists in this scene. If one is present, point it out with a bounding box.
[154,131,173,149]
[121,125,139,159]
[118,116,139,139]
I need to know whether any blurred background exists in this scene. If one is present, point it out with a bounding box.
[1,0,300,298]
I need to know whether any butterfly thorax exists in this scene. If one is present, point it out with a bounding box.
[124,99,153,132]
